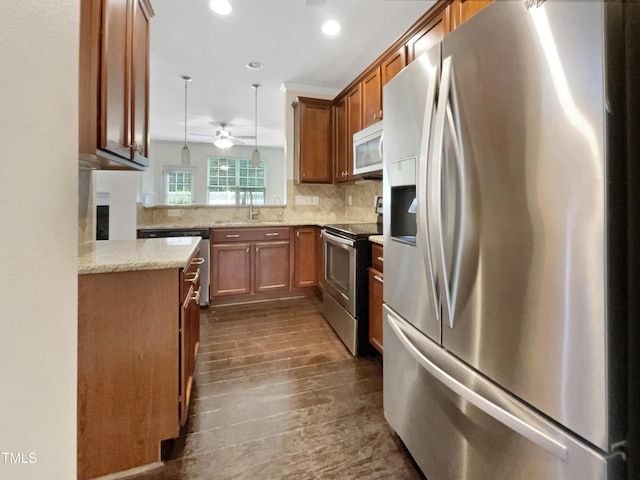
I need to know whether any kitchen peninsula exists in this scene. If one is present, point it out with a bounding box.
[77,238,202,480]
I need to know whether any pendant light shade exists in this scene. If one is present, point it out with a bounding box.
[181,75,192,165]
[251,84,261,167]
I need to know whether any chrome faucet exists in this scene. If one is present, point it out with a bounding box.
[241,189,259,221]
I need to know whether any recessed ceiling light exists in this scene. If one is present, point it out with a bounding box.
[322,20,341,36]
[209,0,232,15]
[246,61,264,71]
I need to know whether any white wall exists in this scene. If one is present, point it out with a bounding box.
[0,1,78,479]
[95,171,139,240]
[143,140,286,205]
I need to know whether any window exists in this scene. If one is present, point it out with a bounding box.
[208,158,266,205]
[163,167,196,205]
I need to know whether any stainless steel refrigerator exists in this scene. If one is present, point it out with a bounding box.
[382,1,634,479]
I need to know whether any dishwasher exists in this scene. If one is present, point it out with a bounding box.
[137,228,210,307]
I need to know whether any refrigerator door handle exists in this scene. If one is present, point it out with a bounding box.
[386,311,569,461]
[417,61,441,324]
[431,56,469,330]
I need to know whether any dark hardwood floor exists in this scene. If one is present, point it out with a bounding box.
[124,294,423,480]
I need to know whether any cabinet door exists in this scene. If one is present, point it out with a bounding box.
[179,285,199,426]
[368,267,384,354]
[100,0,131,159]
[316,227,324,286]
[254,241,291,293]
[345,85,362,182]
[333,99,347,183]
[130,0,151,160]
[294,227,318,288]
[381,46,407,87]
[406,8,448,63]
[450,0,493,30]
[293,97,333,184]
[211,243,251,296]
[362,67,382,129]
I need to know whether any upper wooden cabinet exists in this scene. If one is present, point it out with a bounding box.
[449,0,494,30]
[362,67,382,129]
[344,85,363,182]
[381,46,407,87]
[292,97,334,184]
[406,7,448,63]
[333,98,347,184]
[79,0,154,170]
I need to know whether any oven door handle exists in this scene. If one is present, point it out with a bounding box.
[321,230,355,247]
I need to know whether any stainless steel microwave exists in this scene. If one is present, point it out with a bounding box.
[353,120,383,176]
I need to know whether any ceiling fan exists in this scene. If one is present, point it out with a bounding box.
[191,122,254,149]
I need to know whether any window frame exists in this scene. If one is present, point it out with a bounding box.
[162,166,197,205]
[207,157,267,206]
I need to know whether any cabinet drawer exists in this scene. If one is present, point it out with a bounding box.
[211,227,290,243]
[180,248,201,301]
[372,243,384,272]
[253,227,290,241]
[211,228,256,243]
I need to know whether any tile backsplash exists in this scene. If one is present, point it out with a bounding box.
[139,180,382,227]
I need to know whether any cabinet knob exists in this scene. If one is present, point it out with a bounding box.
[302,172,306,178]
[374,275,384,284]
[373,113,378,120]
[379,110,383,119]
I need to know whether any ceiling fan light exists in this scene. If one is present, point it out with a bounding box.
[209,0,232,15]
[214,137,233,149]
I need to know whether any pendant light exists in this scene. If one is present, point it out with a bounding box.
[181,75,192,165]
[251,83,261,167]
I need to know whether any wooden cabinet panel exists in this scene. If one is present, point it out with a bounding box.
[293,97,333,184]
[381,46,407,87]
[406,9,448,63]
[254,241,291,293]
[79,0,153,170]
[368,267,384,354]
[362,67,382,128]
[294,227,318,288]
[131,0,151,160]
[78,269,179,479]
[450,0,493,30]
[333,98,347,183]
[344,85,363,182]
[179,250,201,426]
[211,243,251,296]
[372,243,384,273]
[317,227,324,286]
[100,0,130,159]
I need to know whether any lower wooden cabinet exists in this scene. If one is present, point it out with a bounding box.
[294,226,319,287]
[211,227,294,302]
[211,242,251,296]
[179,250,202,426]
[255,240,291,293]
[369,243,384,354]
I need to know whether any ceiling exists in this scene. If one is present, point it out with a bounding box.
[148,0,434,148]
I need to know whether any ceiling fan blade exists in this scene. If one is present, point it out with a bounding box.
[190,133,216,137]
[234,135,255,140]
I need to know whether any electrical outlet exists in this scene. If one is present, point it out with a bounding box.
[168,209,181,217]
[312,196,319,205]
[347,195,353,206]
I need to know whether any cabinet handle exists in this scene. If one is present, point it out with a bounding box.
[265,233,279,236]
[191,287,201,304]
[302,172,306,178]
[226,234,240,238]
[191,257,205,265]
[137,144,144,154]
[186,270,200,283]
[297,231,300,237]
[342,171,347,178]
[377,256,384,263]
[256,246,260,253]
[246,247,250,253]
[374,275,384,284]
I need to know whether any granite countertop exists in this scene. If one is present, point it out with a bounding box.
[369,235,383,245]
[78,237,201,275]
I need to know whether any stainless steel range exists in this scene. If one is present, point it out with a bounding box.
[322,222,382,356]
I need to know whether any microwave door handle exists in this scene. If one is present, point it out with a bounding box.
[417,62,441,326]
[378,132,384,160]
